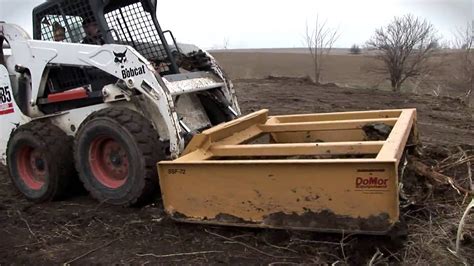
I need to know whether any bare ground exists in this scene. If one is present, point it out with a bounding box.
[212,51,470,100]
[0,77,473,265]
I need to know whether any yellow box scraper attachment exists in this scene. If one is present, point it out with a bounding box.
[158,108,418,234]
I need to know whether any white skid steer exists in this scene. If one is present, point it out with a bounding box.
[0,0,240,205]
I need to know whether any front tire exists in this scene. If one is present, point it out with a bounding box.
[74,108,164,206]
[7,121,76,202]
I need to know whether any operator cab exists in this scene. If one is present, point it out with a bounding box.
[33,0,180,75]
[31,0,183,113]
[30,0,236,125]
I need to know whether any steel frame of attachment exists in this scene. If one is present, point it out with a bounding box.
[158,108,418,234]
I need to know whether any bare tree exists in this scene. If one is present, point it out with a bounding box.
[222,37,230,50]
[349,44,362,54]
[367,14,438,91]
[304,16,339,84]
[453,23,473,105]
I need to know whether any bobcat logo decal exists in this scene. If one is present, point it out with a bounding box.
[114,50,127,65]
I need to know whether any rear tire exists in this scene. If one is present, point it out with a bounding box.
[74,107,164,206]
[7,121,76,202]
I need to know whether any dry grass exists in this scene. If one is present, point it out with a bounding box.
[400,145,474,265]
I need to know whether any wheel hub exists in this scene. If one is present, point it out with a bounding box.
[109,152,123,166]
[34,157,46,171]
[17,147,47,190]
[89,136,129,189]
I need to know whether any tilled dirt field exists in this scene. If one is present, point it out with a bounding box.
[0,77,473,264]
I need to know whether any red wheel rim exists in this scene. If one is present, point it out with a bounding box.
[89,136,129,189]
[17,146,47,190]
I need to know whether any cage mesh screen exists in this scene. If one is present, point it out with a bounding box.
[36,0,96,44]
[47,66,89,93]
[35,0,112,91]
[104,2,169,63]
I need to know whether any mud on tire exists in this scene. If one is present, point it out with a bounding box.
[7,121,76,202]
[74,107,164,206]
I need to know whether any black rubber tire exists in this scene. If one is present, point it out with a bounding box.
[198,95,229,125]
[7,121,76,202]
[74,107,164,206]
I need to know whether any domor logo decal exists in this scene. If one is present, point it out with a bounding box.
[356,177,388,189]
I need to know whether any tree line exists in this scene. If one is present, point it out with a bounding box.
[305,14,473,102]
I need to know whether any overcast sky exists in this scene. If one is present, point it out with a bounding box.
[1,0,472,48]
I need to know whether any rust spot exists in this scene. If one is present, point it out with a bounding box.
[304,194,320,201]
[254,190,262,198]
[263,210,392,232]
[244,200,264,212]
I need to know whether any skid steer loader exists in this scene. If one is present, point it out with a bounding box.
[0,0,240,205]
[0,0,418,235]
